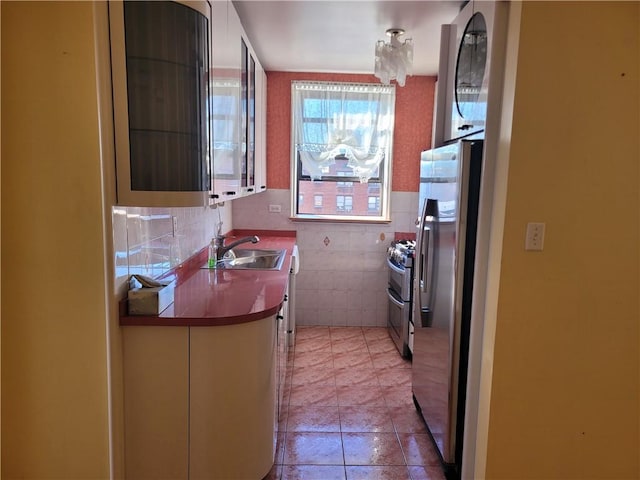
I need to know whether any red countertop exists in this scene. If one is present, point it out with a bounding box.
[120,231,297,327]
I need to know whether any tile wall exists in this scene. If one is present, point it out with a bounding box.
[233,189,419,327]
[111,188,418,327]
[112,203,232,294]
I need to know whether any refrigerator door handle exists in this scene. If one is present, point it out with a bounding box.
[416,199,438,328]
[420,227,432,295]
[419,222,436,328]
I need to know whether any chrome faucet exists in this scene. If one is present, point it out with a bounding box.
[214,235,260,264]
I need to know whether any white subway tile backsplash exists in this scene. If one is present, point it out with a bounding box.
[346,293,363,312]
[331,290,349,310]
[298,308,319,326]
[300,251,325,271]
[112,203,231,283]
[298,290,320,310]
[291,192,397,323]
[362,290,383,311]
[328,309,349,327]
[363,255,386,273]
[296,270,319,290]
[346,312,364,327]
[345,271,364,292]
[316,270,335,290]
[333,273,350,291]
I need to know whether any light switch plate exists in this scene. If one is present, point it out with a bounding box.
[525,222,545,251]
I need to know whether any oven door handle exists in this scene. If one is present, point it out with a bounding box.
[386,257,405,275]
[387,288,405,308]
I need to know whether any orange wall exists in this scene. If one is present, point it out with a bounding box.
[265,72,435,192]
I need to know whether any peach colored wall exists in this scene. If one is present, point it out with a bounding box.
[483,2,639,478]
[2,2,111,478]
[265,72,435,192]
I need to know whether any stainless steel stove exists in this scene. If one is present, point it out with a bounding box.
[386,239,416,357]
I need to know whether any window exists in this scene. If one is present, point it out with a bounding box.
[367,183,380,194]
[336,195,353,212]
[291,81,395,221]
[336,171,353,190]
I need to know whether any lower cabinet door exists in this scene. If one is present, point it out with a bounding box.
[189,317,277,480]
[122,326,189,480]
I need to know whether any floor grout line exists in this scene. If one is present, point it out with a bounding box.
[267,326,444,480]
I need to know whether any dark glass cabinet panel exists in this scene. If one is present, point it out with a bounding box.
[114,1,211,199]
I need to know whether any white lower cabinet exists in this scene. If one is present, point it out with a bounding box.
[276,283,289,425]
[122,327,190,480]
[189,318,277,480]
[123,315,277,480]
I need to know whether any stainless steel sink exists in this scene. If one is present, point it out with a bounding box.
[224,248,286,270]
[203,248,287,271]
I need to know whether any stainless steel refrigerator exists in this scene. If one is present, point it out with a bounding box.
[412,139,483,479]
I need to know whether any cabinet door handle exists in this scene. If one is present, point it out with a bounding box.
[260,185,266,190]
[223,191,236,196]
[247,188,254,192]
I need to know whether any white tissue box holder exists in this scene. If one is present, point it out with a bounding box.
[128,282,175,315]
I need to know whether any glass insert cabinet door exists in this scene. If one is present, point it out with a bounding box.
[453,12,488,134]
[210,0,243,201]
[211,23,256,201]
[109,0,212,207]
[246,51,256,192]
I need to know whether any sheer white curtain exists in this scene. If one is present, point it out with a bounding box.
[292,82,395,182]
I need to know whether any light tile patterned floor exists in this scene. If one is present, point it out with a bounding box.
[264,326,446,480]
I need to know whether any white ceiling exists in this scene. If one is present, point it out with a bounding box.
[232,0,465,76]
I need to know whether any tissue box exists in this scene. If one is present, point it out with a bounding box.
[128,282,175,315]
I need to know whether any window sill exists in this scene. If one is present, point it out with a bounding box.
[290,214,391,224]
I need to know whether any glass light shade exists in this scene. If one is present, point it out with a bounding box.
[374,35,413,87]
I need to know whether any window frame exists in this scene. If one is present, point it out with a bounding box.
[290,81,394,223]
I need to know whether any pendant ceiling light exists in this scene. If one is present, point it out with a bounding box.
[374,28,413,87]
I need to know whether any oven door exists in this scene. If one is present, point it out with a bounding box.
[387,257,412,301]
[387,287,410,357]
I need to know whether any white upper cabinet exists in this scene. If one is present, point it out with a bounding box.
[243,28,267,196]
[109,1,213,207]
[211,0,266,204]
[211,0,242,202]
[254,67,267,193]
[243,41,257,196]
[435,1,498,145]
